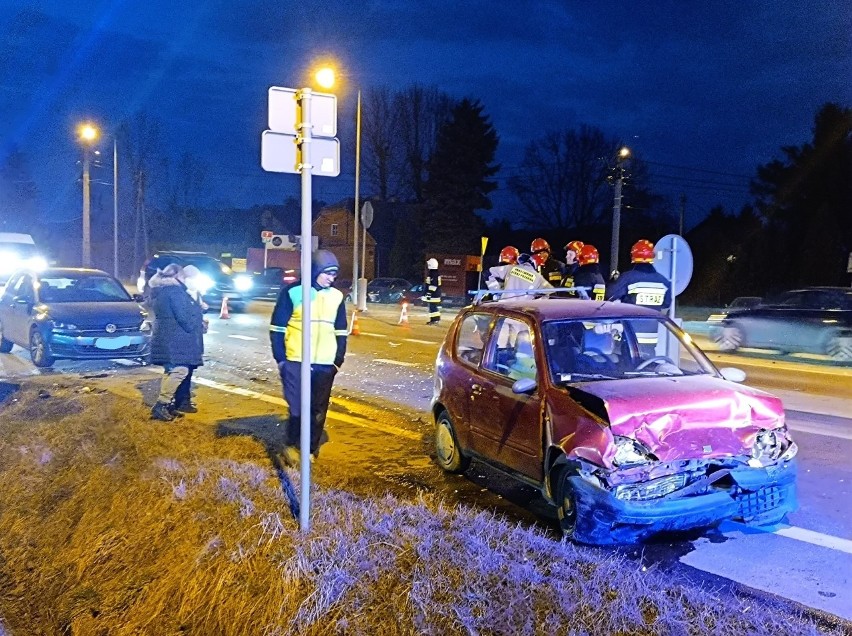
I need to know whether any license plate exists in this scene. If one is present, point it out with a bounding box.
[636,292,664,305]
[94,336,131,350]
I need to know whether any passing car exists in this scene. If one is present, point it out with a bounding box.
[0,268,151,367]
[706,296,762,336]
[713,287,852,361]
[137,251,249,312]
[250,267,297,301]
[431,294,797,544]
[0,233,47,285]
[366,277,412,304]
[400,283,426,306]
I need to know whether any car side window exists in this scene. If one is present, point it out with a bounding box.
[13,275,34,302]
[483,317,537,381]
[456,313,490,366]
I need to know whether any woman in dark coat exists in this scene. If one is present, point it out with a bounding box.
[148,264,205,421]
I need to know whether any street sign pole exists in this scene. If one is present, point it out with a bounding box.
[352,90,361,306]
[298,88,314,532]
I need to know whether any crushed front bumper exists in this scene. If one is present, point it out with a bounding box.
[569,458,797,544]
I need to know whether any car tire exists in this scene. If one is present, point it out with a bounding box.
[555,470,579,540]
[29,328,54,368]
[826,333,852,362]
[435,410,470,473]
[0,321,13,353]
[716,324,744,352]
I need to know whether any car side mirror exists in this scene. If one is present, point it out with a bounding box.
[512,378,537,394]
[719,367,746,383]
[132,293,145,303]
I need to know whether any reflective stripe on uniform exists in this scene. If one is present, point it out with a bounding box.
[627,281,667,306]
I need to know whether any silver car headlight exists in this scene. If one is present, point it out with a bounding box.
[52,321,78,331]
[614,473,688,501]
[612,436,655,467]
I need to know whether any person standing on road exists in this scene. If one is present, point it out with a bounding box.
[171,264,209,414]
[573,244,606,301]
[424,258,442,325]
[560,240,584,289]
[485,245,520,292]
[487,252,552,299]
[148,264,205,421]
[606,239,671,353]
[270,250,347,464]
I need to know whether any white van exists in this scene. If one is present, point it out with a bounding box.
[0,233,47,284]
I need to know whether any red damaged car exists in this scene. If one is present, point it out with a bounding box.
[431,295,798,544]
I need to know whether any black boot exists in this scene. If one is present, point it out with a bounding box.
[151,401,175,422]
[174,400,198,414]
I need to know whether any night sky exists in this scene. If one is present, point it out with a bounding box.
[1,1,850,230]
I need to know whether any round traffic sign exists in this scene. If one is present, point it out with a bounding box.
[361,201,374,229]
[653,234,693,296]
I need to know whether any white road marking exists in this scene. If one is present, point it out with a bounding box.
[745,524,852,556]
[373,358,419,367]
[227,335,257,341]
[192,376,420,440]
[404,338,436,345]
[360,332,387,339]
[787,421,852,441]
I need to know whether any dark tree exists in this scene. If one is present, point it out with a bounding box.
[421,99,499,254]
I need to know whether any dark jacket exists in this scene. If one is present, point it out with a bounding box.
[574,264,606,301]
[149,272,205,366]
[606,263,671,311]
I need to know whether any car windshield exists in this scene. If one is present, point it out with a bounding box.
[182,256,233,277]
[38,274,132,303]
[542,317,716,382]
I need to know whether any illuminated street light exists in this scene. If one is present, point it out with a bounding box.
[76,122,100,267]
[314,67,335,90]
[609,146,631,274]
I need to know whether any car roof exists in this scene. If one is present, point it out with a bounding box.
[783,287,852,293]
[38,267,112,277]
[465,298,666,321]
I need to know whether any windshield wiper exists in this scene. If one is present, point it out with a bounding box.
[557,372,617,381]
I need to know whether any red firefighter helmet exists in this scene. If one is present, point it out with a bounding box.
[631,239,656,263]
[577,244,600,266]
[563,240,584,255]
[498,245,520,265]
[530,238,550,255]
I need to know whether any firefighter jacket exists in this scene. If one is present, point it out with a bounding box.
[606,263,671,311]
[487,262,552,299]
[574,264,606,301]
[269,280,348,366]
[537,256,566,287]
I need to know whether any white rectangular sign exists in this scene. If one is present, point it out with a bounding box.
[268,87,337,137]
[261,130,340,176]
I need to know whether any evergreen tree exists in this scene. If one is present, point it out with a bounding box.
[421,99,499,254]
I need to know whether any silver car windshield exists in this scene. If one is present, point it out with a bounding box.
[37,275,132,303]
[543,317,716,382]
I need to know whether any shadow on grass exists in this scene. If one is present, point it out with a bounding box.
[0,381,20,405]
[215,414,300,521]
[135,376,163,407]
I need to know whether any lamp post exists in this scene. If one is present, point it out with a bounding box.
[609,146,630,275]
[77,122,99,267]
[353,90,361,306]
[113,138,119,278]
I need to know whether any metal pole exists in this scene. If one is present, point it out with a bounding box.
[298,87,314,532]
[82,149,91,267]
[113,138,119,278]
[352,90,361,305]
[609,171,623,274]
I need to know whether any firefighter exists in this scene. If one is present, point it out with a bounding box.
[606,239,672,353]
[561,239,584,288]
[530,238,565,287]
[573,244,606,301]
[486,252,552,299]
[485,245,520,291]
[424,258,442,324]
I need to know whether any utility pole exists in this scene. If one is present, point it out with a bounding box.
[679,193,686,236]
[82,149,91,267]
[609,147,631,274]
[352,90,361,306]
[113,138,119,278]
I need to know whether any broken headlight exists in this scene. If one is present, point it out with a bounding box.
[614,473,688,501]
[750,427,792,464]
[612,436,655,467]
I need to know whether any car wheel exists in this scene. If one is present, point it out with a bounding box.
[0,321,13,353]
[435,410,470,473]
[826,333,852,362]
[555,470,579,540]
[716,325,744,352]
[29,328,54,368]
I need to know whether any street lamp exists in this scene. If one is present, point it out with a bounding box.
[609,146,631,275]
[77,122,99,267]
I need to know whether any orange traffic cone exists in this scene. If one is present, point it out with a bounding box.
[349,310,360,335]
[219,296,230,319]
[398,301,410,327]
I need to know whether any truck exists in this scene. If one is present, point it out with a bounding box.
[427,253,482,306]
[0,233,47,285]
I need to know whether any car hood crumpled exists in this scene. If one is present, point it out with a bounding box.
[44,302,146,329]
[573,375,784,461]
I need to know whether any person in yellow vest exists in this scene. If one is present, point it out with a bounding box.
[269,250,348,464]
[424,258,442,325]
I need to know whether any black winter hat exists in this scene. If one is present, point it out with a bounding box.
[312,250,340,278]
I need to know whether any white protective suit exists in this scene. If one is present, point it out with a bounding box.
[486,261,552,299]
